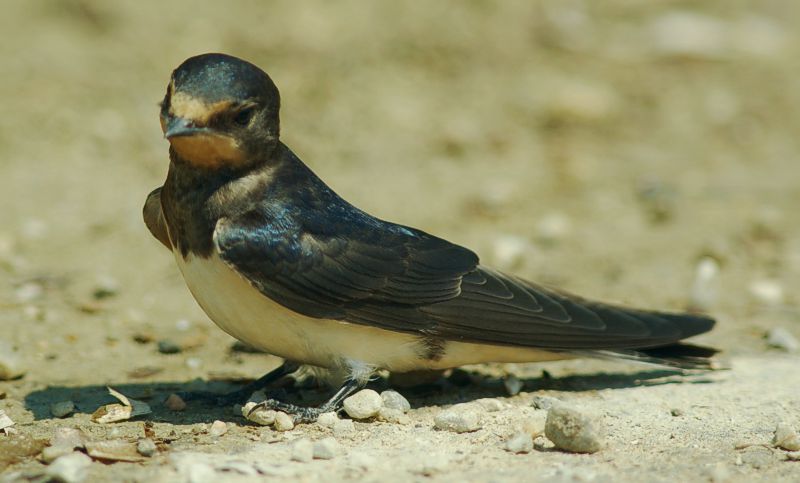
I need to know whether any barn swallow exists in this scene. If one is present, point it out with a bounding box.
[144,53,716,422]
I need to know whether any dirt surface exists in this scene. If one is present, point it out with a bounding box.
[2,1,799,482]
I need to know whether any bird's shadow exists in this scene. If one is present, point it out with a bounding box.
[23,367,716,424]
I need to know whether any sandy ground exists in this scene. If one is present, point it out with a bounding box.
[1,1,799,481]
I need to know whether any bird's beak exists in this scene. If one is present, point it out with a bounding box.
[163,116,207,139]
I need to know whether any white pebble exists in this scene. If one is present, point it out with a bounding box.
[209,420,228,437]
[380,390,410,412]
[14,282,43,303]
[492,235,530,270]
[522,412,548,438]
[137,438,157,457]
[41,445,75,464]
[749,279,784,305]
[45,452,92,483]
[313,437,341,459]
[505,432,534,454]
[545,404,605,453]
[531,395,560,410]
[50,401,75,418]
[333,419,356,438]
[185,358,202,370]
[348,451,376,469]
[773,422,800,451]
[291,439,314,462]
[688,257,720,312]
[503,374,523,396]
[0,342,24,380]
[766,328,799,352]
[434,404,482,433]
[474,398,511,412]
[650,12,727,60]
[377,407,410,425]
[174,319,192,331]
[274,412,294,431]
[536,212,572,244]
[343,389,383,419]
[242,402,276,426]
[316,411,339,428]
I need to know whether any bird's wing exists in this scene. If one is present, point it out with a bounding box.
[143,187,172,249]
[213,208,480,319]
[215,209,714,350]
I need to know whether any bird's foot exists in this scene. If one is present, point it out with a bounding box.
[247,398,328,423]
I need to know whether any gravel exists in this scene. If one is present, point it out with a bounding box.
[545,404,605,453]
[274,412,295,431]
[434,404,483,433]
[50,401,76,418]
[291,439,314,462]
[773,422,800,451]
[136,438,157,457]
[766,327,799,352]
[45,452,92,483]
[0,341,25,380]
[504,432,533,453]
[316,412,339,428]
[377,407,410,424]
[313,437,342,459]
[343,389,384,419]
[332,419,356,438]
[209,420,228,437]
[157,339,182,354]
[380,390,410,412]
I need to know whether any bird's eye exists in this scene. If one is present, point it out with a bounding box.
[234,107,255,126]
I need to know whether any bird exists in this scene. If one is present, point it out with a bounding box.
[144,53,717,423]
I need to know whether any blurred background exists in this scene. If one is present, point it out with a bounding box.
[1,1,798,387]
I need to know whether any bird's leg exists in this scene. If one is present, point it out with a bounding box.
[248,378,364,423]
[178,360,300,406]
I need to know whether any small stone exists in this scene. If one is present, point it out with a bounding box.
[316,411,339,428]
[749,279,784,305]
[0,341,25,380]
[0,409,15,431]
[380,390,410,413]
[45,452,92,483]
[313,437,341,459]
[291,439,314,462]
[348,451,376,469]
[333,419,356,438]
[505,432,533,454]
[474,398,512,412]
[165,393,187,411]
[42,445,76,464]
[274,412,294,431]
[492,235,531,270]
[536,212,572,245]
[92,275,119,299]
[545,404,605,453]
[185,357,202,370]
[521,412,548,438]
[174,319,192,331]
[85,439,145,462]
[688,257,720,312]
[503,374,523,396]
[136,438,157,457]
[531,395,559,410]
[670,408,685,417]
[766,328,799,352]
[50,428,87,450]
[377,407,410,425]
[15,282,43,303]
[243,402,276,426]
[773,422,800,451]
[157,339,182,354]
[50,401,75,418]
[650,12,727,60]
[786,451,800,461]
[343,389,383,420]
[209,420,228,437]
[434,404,482,433]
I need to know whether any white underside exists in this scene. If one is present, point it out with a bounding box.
[174,250,567,373]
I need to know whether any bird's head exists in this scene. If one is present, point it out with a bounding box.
[160,53,281,170]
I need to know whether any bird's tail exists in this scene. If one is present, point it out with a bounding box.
[576,342,721,370]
